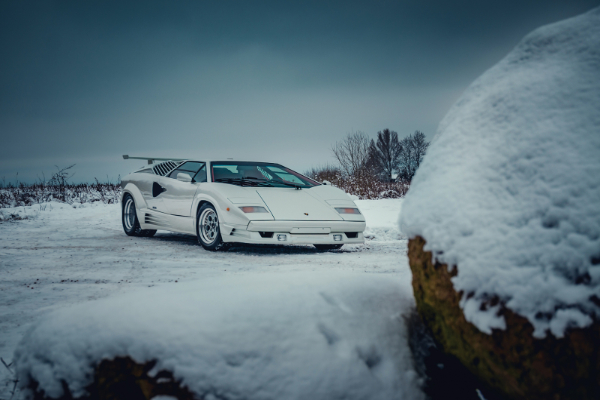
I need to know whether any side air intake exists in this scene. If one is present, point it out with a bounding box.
[145,213,166,226]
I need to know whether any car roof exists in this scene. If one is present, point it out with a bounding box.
[132,159,287,174]
[180,159,287,165]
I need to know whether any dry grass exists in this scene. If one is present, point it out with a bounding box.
[0,181,121,209]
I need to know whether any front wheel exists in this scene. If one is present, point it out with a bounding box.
[122,194,157,237]
[196,203,228,251]
[314,244,343,251]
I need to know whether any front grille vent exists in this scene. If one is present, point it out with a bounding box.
[345,232,359,239]
[152,161,184,176]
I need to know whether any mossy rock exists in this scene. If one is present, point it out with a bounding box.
[29,357,194,400]
[408,236,600,400]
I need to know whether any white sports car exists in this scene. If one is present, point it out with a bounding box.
[120,156,366,251]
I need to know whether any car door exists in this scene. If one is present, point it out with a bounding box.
[158,162,206,217]
[140,174,166,212]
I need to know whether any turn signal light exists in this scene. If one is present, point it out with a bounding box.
[239,206,269,213]
[334,207,361,215]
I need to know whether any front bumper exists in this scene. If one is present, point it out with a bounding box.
[220,220,366,245]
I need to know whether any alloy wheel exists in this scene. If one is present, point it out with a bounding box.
[123,197,136,230]
[199,208,218,245]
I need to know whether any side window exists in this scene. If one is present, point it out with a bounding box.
[168,162,206,182]
[168,169,184,179]
[178,162,205,172]
[193,164,207,183]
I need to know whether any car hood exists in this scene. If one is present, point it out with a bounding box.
[256,188,343,221]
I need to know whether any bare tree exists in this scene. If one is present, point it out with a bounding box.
[398,131,429,182]
[411,130,428,169]
[331,131,371,177]
[368,129,403,182]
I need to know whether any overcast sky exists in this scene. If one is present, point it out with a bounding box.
[1,0,597,183]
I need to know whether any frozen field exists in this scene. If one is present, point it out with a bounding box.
[0,199,419,399]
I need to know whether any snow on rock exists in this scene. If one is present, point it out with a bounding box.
[15,271,423,400]
[400,7,600,338]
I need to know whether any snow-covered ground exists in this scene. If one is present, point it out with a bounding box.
[0,199,420,399]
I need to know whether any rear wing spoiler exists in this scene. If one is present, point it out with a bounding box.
[123,155,187,165]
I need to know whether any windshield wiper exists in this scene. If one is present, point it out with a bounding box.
[215,177,302,189]
[216,178,268,187]
[214,177,272,187]
[243,176,303,190]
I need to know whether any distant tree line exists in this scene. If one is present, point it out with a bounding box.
[0,165,121,210]
[305,129,429,199]
[333,129,429,183]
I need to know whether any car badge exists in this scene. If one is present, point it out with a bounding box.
[304,213,309,216]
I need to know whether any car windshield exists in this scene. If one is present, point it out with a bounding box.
[211,162,318,188]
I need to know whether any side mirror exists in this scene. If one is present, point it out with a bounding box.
[322,180,331,185]
[177,172,192,183]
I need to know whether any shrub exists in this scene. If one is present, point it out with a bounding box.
[304,166,409,200]
[0,181,121,208]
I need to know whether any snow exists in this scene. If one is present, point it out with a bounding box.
[400,7,600,338]
[0,201,83,221]
[15,272,420,400]
[0,198,421,399]
[357,199,405,241]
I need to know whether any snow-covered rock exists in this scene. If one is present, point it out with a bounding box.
[15,272,423,400]
[401,7,600,338]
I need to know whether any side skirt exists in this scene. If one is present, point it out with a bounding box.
[140,209,196,235]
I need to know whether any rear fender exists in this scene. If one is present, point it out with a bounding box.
[122,183,147,210]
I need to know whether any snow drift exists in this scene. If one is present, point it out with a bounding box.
[400,7,600,338]
[15,272,423,400]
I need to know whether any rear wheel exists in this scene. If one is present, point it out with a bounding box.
[196,203,228,251]
[122,194,157,237]
[314,244,343,251]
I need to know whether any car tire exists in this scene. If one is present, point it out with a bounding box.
[196,203,228,251]
[314,244,343,251]
[138,229,157,237]
[122,194,157,237]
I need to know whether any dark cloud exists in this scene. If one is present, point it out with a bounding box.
[1,0,597,182]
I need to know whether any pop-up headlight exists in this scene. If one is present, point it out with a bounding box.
[239,206,269,213]
[334,207,361,215]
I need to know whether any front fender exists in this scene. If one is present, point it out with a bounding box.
[192,192,222,220]
[192,192,252,230]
